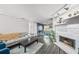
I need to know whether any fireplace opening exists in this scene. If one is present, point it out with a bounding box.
[59,36,75,49]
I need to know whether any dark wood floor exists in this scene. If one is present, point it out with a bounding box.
[36,38,66,54]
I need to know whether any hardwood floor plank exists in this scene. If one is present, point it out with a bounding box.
[36,39,66,54]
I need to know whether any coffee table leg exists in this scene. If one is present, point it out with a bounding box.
[24,47,26,53]
[19,45,20,48]
[37,40,38,44]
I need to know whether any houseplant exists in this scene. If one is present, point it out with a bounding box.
[48,30,56,43]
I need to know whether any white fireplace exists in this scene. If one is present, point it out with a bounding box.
[55,30,79,54]
[54,23,79,54]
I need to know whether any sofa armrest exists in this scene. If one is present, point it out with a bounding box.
[0,48,10,54]
[0,43,6,49]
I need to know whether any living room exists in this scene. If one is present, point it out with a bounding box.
[1,4,79,54]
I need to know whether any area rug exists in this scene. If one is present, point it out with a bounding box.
[10,42,43,54]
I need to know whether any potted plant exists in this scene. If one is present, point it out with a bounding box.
[48,30,56,43]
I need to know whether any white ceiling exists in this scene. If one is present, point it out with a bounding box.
[0,4,65,24]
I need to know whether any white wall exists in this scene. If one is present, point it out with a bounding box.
[66,24,79,34]
[0,15,29,34]
[0,14,38,34]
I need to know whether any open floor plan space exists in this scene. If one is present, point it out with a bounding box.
[0,4,79,54]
